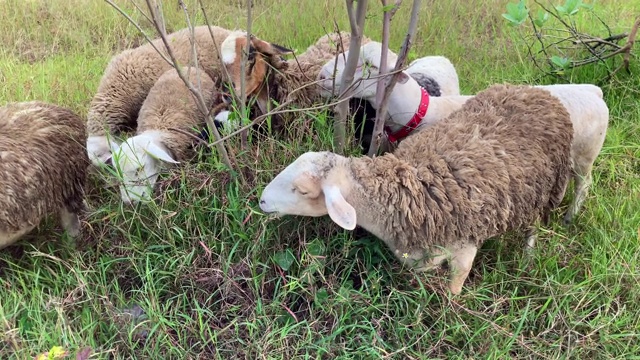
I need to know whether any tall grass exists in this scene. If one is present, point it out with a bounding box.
[0,0,639,358]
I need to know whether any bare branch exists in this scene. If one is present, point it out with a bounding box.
[368,0,394,157]
[197,0,234,91]
[144,0,234,170]
[239,0,253,149]
[334,0,368,153]
[104,0,173,66]
[368,0,420,157]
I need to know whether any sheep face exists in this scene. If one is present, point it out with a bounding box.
[317,41,410,102]
[112,131,178,204]
[220,31,292,102]
[259,151,356,230]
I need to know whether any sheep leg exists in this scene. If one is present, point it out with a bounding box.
[448,244,478,295]
[525,226,538,252]
[564,170,592,225]
[59,207,81,238]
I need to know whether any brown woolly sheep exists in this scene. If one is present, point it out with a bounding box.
[258,31,373,108]
[259,84,575,294]
[87,25,292,167]
[111,66,226,205]
[0,101,88,249]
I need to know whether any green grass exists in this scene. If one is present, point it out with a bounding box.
[1,0,639,358]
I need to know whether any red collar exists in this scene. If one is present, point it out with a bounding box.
[385,87,430,143]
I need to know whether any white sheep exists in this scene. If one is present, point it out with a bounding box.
[317,41,609,224]
[87,25,292,167]
[111,66,225,204]
[317,41,462,151]
[0,101,88,248]
[259,83,575,294]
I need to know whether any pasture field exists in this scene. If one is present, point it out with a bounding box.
[0,0,639,358]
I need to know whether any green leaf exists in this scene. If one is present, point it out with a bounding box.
[533,9,549,27]
[502,0,528,25]
[382,4,395,12]
[307,239,326,257]
[551,55,571,69]
[273,249,295,271]
[315,288,329,303]
[565,0,581,14]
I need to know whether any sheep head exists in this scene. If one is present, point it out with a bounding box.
[259,151,356,230]
[220,31,292,104]
[317,41,410,102]
[111,130,178,205]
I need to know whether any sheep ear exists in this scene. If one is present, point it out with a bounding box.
[104,155,114,167]
[323,185,356,230]
[145,142,179,164]
[251,38,293,56]
[396,71,410,84]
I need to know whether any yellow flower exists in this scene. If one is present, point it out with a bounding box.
[35,346,69,360]
[402,253,409,258]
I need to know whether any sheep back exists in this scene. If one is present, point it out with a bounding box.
[0,101,88,233]
[350,83,574,251]
[136,66,222,162]
[87,25,231,137]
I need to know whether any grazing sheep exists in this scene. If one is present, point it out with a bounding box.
[318,41,609,223]
[318,41,462,151]
[259,84,575,294]
[111,66,225,204]
[87,25,292,167]
[213,31,376,133]
[0,101,88,249]
[266,31,373,107]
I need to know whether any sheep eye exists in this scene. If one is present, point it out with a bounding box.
[292,187,308,196]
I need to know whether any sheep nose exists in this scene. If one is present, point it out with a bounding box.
[259,199,266,205]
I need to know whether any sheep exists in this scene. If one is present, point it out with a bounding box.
[264,31,374,107]
[210,31,376,135]
[259,84,575,294]
[0,101,88,249]
[87,25,292,167]
[318,41,609,224]
[111,66,225,204]
[316,41,461,151]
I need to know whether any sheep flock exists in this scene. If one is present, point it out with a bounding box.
[0,22,610,295]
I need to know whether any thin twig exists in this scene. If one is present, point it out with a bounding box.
[367,0,399,157]
[240,0,253,149]
[334,0,368,153]
[104,0,173,66]
[368,0,421,157]
[144,0,234,170]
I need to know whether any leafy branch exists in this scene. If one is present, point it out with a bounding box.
[503,0,638,83]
